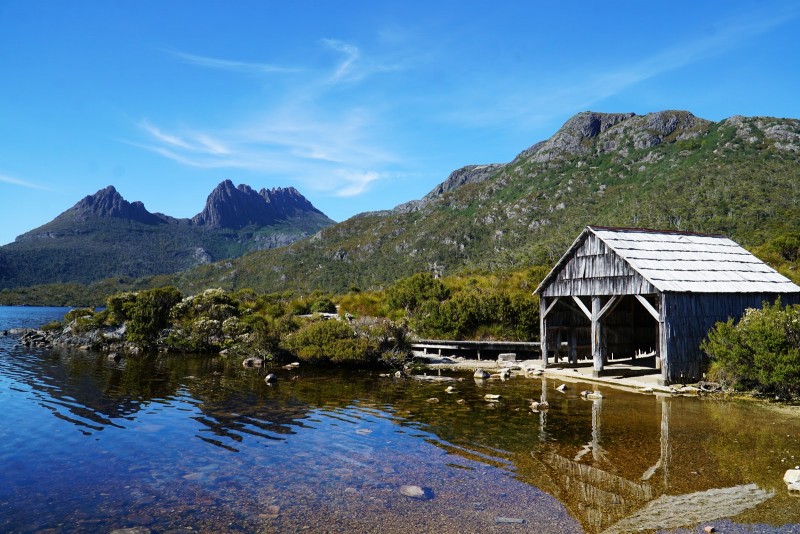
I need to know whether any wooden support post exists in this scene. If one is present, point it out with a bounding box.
[540,297,548,369]
[569,327,577,364]
[592,296,604,376]
[658,293,668,385]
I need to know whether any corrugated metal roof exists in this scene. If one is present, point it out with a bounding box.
[589,226,800,293]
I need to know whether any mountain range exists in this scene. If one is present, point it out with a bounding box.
[2,109,800,304]
[0,180,334,288]
[165,110,800,296]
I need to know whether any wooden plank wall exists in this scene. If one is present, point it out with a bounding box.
[663,292,800,383]
[542,234,656,297]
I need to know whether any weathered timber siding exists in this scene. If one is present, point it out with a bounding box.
[662,292,800,383]
[542,234,657,297]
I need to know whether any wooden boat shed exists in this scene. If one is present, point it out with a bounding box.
[534,226,800,385]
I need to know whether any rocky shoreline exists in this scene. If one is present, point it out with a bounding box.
[7,324,144,354]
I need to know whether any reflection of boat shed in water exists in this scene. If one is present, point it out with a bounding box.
[534,226,800,385]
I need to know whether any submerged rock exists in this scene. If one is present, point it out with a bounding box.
[473,369,490,379]
[495,517,525,524]
[530,400,549,411]
[399,485,433,500]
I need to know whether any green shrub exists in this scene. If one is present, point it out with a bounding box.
[310,296,337,314]
[106,292,138,324]
[386,272,450,313]
[702,300,800,398]
[126,287,183,347]
[771,234,800,262]
[41,320,63,332]
[282,319,369,364]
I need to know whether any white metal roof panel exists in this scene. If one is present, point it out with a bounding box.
[589,227,800,294]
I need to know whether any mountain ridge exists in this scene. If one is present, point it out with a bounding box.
[0,180,335,288]
[4,109,800,305]
[162,110,800,296]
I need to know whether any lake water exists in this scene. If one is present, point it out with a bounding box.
[2,306,800,533]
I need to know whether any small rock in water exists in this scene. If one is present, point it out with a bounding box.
[356,428,372,435]
[108,352,121,361]
[456,399,465,404]
[530,400,549,411]
[264,373,277,384]
[260,504,281,519]
[399,485,432,500]
[556,384,567,392]
[426,397,440,403]
[704,526,716,533]
[473,369,491,379]
[484,394,501,400]
[495,517,525,524]
[783,469,800,484]
[395,370,403,378]
[445,386,456,393]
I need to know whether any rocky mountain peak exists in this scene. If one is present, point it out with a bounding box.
[394,164,504,213]
[259,186,322,217]
[69,185,163,224]
[517,110,711,163]
[193,180,326,229]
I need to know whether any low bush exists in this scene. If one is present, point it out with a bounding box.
[702,300,800,398]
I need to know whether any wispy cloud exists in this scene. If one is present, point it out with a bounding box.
[448,6,798,128]
[331,170,381,197]
[168,50,300,76]
[323,39,361,84]
[0,173,49,191]
[137,39,407,198]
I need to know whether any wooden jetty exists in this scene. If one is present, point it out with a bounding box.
[410,339,540,360]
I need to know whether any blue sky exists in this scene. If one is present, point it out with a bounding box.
[1,1,799,245]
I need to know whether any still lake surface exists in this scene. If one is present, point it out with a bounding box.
[1,306,800,533]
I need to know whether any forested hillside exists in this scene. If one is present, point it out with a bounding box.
[167,111,800,295]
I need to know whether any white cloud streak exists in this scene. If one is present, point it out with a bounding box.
[169,50,300,76]
[0,173,49,191]
[322,39,361,84]
[138,40,404,198]
[448,7,797,128]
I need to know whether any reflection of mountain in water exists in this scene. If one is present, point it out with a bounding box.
[1,346,148,432]
[0,346,318,439]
